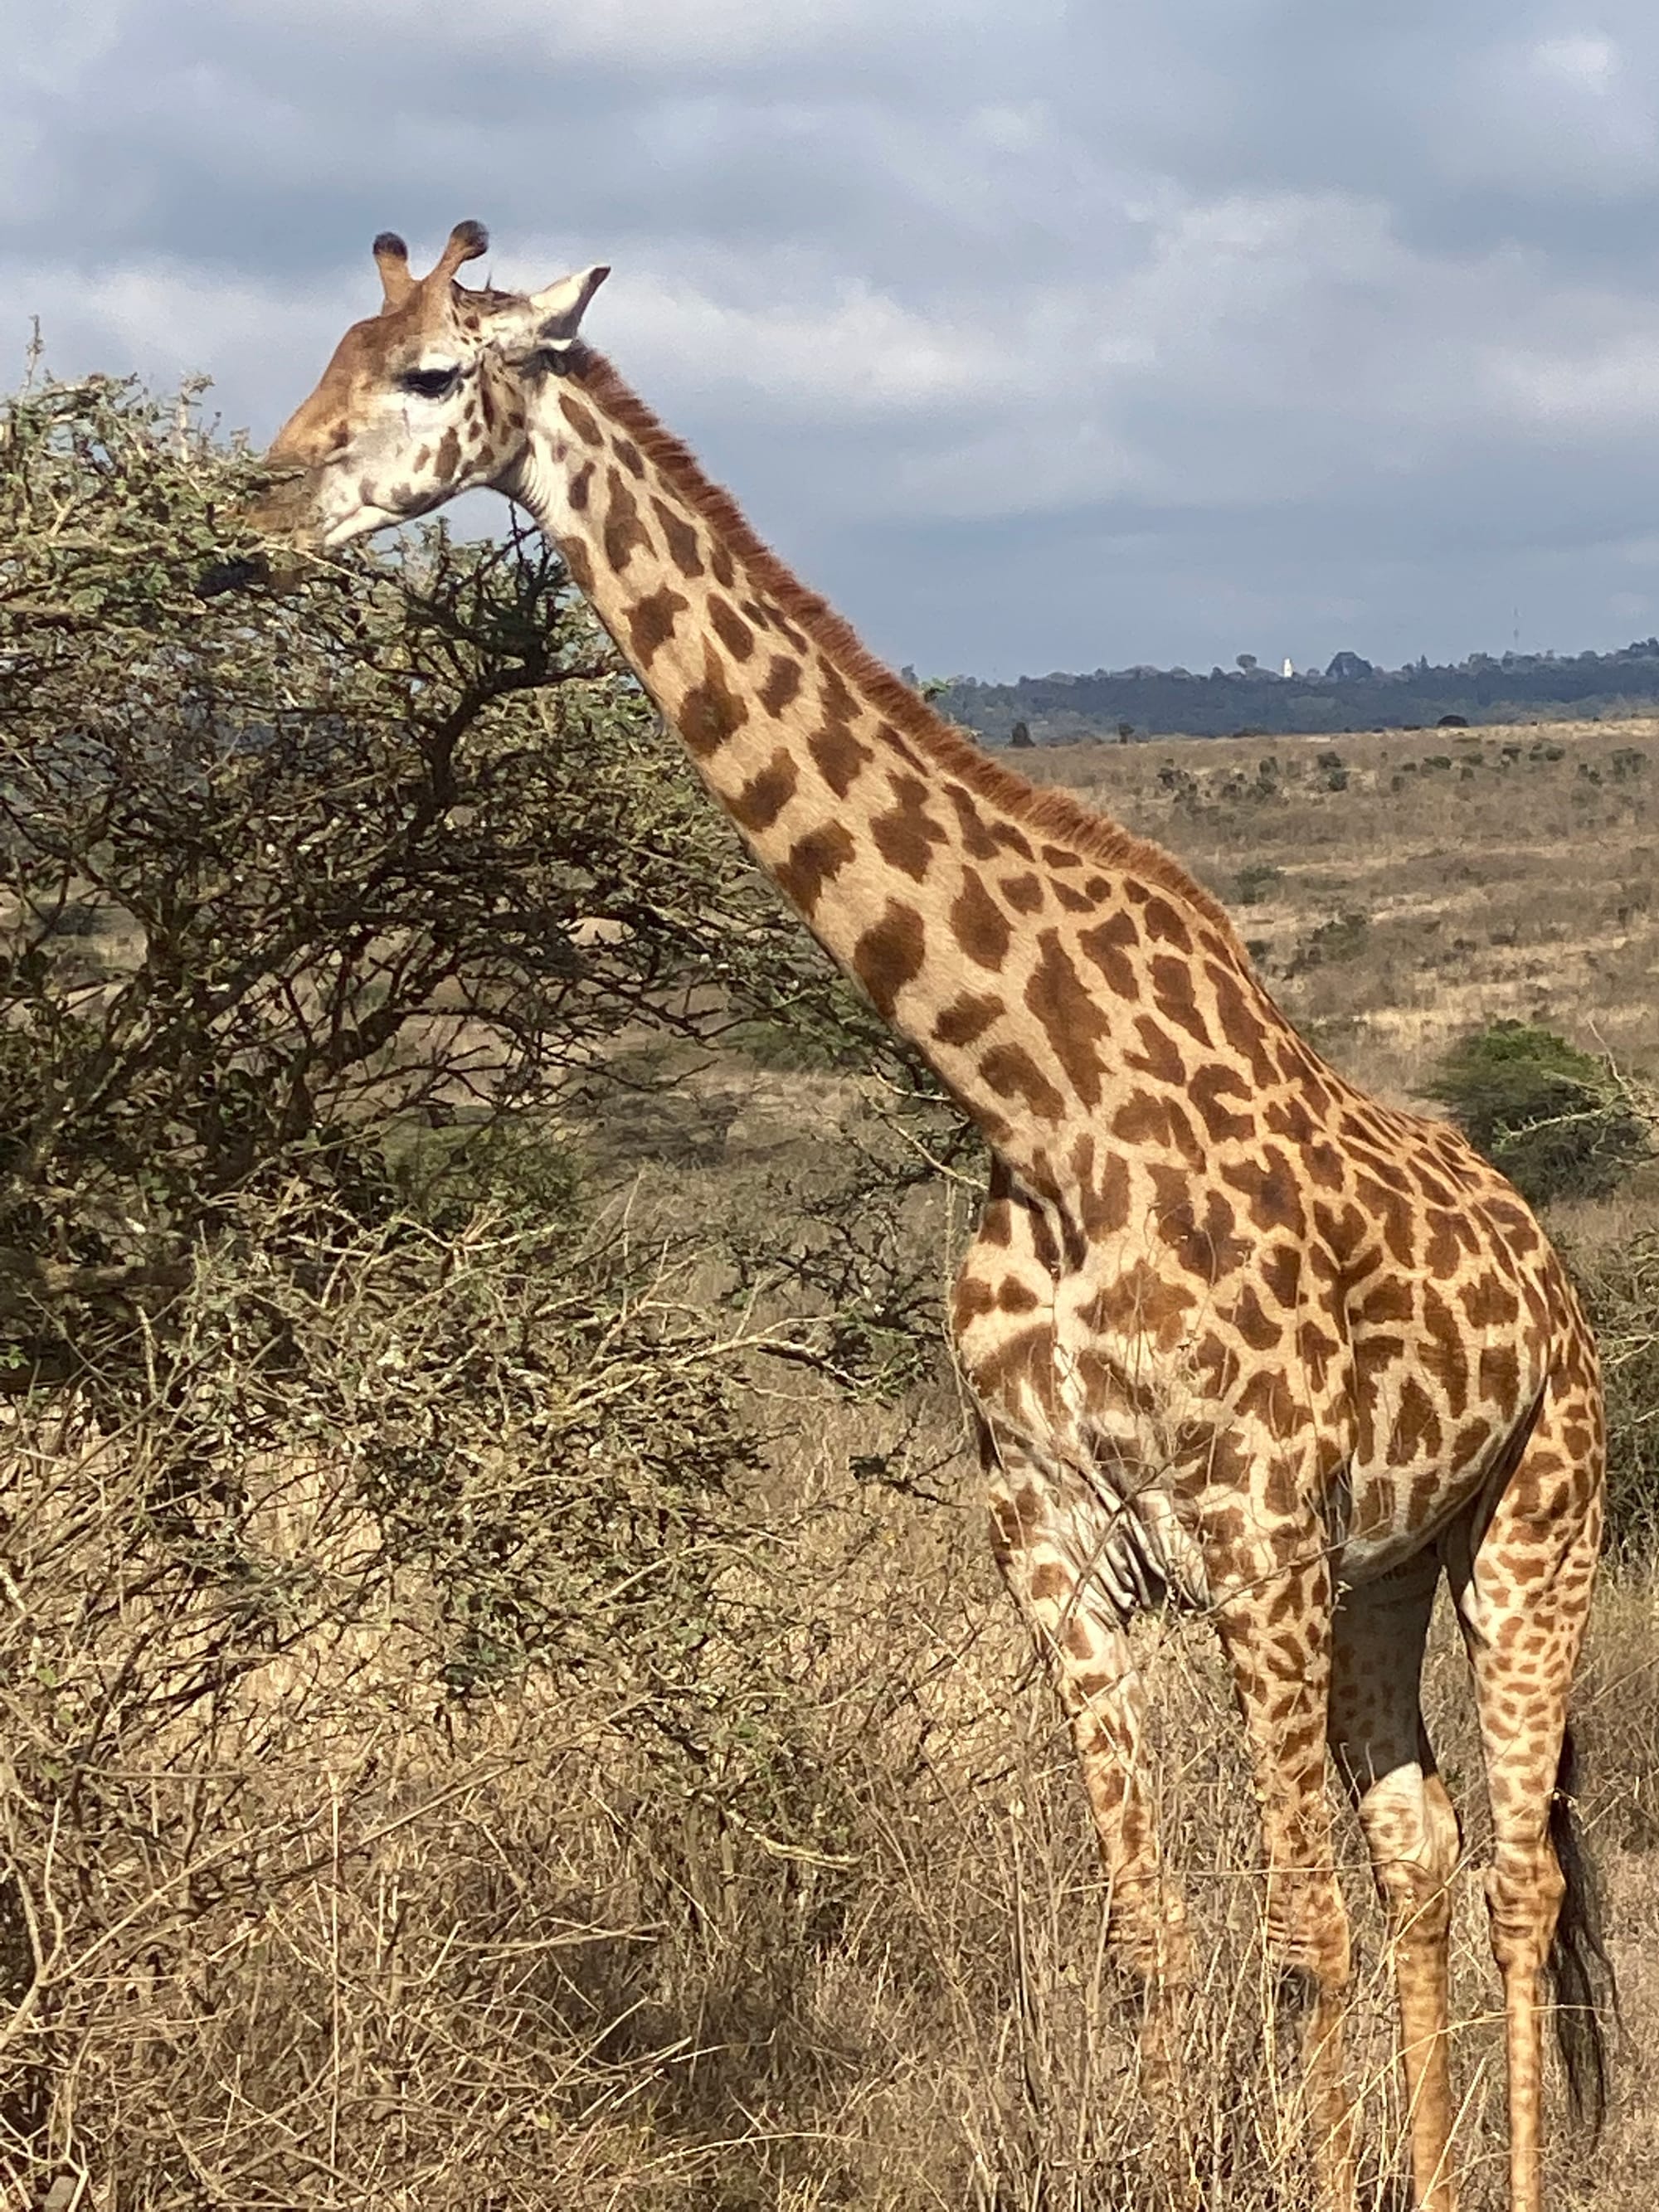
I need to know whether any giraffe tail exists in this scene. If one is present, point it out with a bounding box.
[1546,1722,1618,2134]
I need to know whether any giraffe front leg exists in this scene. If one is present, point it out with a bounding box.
[985,1469,1192,2091]
[1330,1559,1462,2212]
[1212,1527,1357,2212]
[1064,1646,1193,2092]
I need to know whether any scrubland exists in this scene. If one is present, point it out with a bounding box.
[5,381,1658,2209]
[1032,719,1659,1101]
[2,715,1654,2212]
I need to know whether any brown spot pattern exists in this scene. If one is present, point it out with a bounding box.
[1085,1259,1196,1348]
[776,823,856,915]
[1138,894,1194,951]
[602,467,652,571]
[809,717,872,798]
[558,393,602,443]
[1024,931,1112,1110]
[952,873,1012,970]
[980,1044,1067,1122]
[729,748,800,834]
[1207,963,1277,1084]
[1000,873,1044,913]
[651,498,703,576]
[935,991,1005,1048]
[853,900,927,1018]
[759,654,803,715]
[1190,1061,1256,1144]
[1150,956,1214,1048]
[1221,1150,1306,1236]
[625,583,688,667]
[1078,911,1140,996]
[1123,1014,1185,1088]
[943,785,1001,859]
[679,644,749,757]
[871,774,948,882]
[708,596,756,661]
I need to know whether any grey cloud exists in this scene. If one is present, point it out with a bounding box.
[9,0,1659,675]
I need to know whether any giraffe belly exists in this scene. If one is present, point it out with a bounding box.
[955,1218,1554,1613]
[1330,1512,1462,1587]
[1329,1415,1535,1587]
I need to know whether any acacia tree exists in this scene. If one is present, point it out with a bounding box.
[0,391,976,2205]
[0,368,959,1719]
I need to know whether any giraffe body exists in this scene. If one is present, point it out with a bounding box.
[246,223,1613,2212]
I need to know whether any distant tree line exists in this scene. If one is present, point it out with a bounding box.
[933,639,1659,742]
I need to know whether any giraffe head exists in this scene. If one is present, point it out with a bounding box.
[252,221,609,548]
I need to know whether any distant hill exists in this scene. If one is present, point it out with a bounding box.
[929,639,1659,743]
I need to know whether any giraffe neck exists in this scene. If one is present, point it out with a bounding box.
[508,350,1257,1188]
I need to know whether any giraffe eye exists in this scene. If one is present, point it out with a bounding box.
[400,366,461,401]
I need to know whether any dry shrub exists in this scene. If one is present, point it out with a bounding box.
[0,1198,870,2209]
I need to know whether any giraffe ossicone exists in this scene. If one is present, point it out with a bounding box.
[246,223,1614,2212]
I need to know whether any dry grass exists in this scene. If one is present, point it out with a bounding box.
[5,1381,1658,2210]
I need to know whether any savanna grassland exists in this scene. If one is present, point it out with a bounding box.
[1029,720,1659,1101]
[4,377,1659,2212]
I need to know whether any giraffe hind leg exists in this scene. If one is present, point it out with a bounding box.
[1443,1387,1612,2212]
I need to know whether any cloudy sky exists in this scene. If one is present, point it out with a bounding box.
[10,1,1659,679]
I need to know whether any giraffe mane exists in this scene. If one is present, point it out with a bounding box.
[572,350,1248,955]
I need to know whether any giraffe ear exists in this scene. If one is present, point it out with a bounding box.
[526,264,610,343]
[434,220,489,281]
[372,231,414,313]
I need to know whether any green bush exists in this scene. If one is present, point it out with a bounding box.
[1285,909,1369,974]
[1427,1020,1653,1206]
[1234,860,1283,906]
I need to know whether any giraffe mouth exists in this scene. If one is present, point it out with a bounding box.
[196,553,272,599]
[198,467,347,594]
[197,479,319,596]
[245,464,321,541]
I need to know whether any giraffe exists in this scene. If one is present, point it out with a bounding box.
[241,222,1614,2212]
